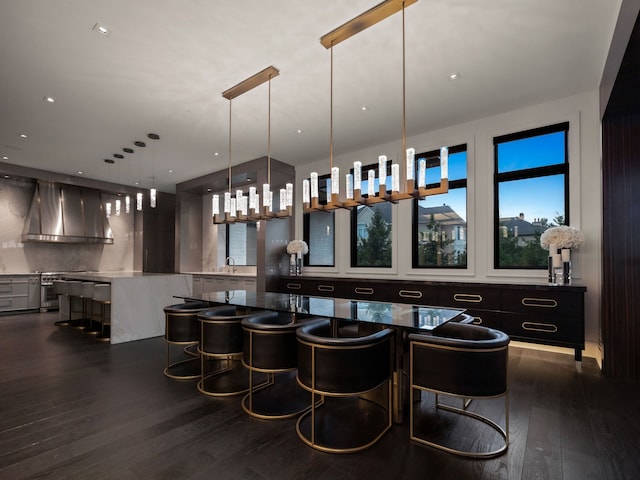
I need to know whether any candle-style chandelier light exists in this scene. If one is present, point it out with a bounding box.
[303,0,449,213]
[212,66,293,224]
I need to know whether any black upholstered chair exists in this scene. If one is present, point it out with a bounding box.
[197,305,256,397]
[409,322,510,458]
[295,319,394,453]
[241,311,322,419]
[163,301,212,380]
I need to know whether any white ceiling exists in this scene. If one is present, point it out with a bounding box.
[0,0,621,193]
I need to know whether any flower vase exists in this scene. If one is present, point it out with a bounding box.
[289,254,297,276]
[561,248,571,285]
[296,252,302,276]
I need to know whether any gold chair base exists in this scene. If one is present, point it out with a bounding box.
[296,395,392,454]
[197,356,251,397]
[242,371,312,420]
[410,390,509,458]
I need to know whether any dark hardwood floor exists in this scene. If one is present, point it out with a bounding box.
[1,311,639,480]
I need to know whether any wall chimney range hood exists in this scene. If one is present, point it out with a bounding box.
[22,181,114,244]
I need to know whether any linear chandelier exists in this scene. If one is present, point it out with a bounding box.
[212,66,293,224]
[303,0,448,213]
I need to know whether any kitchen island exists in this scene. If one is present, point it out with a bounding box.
[60,272,192,344]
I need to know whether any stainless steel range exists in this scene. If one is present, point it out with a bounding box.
[39,272,61,311]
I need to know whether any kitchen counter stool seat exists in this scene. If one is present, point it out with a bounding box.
[241,312,323,420]
[197,306,256,397]
[295,319,394,453]
[163,301,212,380]
[93,284,111,343]
[66,281,85,328]
[80,282,98,334]
[409,322,510,458]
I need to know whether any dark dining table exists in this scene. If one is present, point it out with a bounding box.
[174,289,466,422]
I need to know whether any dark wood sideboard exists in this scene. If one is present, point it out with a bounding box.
[273,276,587,361]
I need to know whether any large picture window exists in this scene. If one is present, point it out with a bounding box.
[494,122,569,269]
[413,144,467,268]
[351,163,392,268]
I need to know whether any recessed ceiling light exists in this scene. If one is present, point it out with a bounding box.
[43,96,55,103]
[296,129,303,134]
[77,171,84,175]
[2,156,8,160]
[92,23,111,37]
[207,188,212,192]
[4,175,9,179]
[361,106,368,111]
[134,181,140,185]
[19,133,27,138]
[214,152,219,156]
[448,72,461,80]
[104,158,115,164]
[168,169,173,173]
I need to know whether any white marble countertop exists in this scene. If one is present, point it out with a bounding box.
[183,271,256,277]
[61,271,192,282]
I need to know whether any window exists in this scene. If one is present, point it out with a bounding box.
[351,163,392,267]
[226,222,257,265]
[413,144,467,268]
[494,122,569,269]
[303,174,335,266]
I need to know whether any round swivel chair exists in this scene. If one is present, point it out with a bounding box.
[163,301,212,380]
[295,318,394,453]
[409,322,510,458]
[241,311,323,419]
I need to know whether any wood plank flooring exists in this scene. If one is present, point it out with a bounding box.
[1,312,639,480]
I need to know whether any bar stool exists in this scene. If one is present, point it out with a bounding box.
[80,282,98,334]
[93,284,111,343]
[197,306,257,397]
[163,301,212,380]
[66,281,84,328]
[241,311,324,420]
[52,280,70,326]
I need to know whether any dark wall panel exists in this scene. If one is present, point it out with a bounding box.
[602,114,640,379]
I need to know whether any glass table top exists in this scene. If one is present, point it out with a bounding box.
[176,290,465,332]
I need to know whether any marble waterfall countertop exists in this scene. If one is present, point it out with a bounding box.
[60,271,193,344]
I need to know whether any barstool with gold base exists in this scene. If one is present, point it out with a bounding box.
[241,312,322,419]
[197,306,257,397]
[295,319,394,453]
[163,301,212,380]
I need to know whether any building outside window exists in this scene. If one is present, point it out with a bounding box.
[413,144,467,268]
[494,122,569,268]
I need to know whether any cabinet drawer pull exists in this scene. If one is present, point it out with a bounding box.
[399,290,422,299]
[317,285,334,292]
[522,321,558,333]
[453,293,482,303]
[472,316,483,325]
[354,287,374,295]
[286,283,302,290]
[521,297,558,308]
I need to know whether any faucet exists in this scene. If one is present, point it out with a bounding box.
[225,256,236,274]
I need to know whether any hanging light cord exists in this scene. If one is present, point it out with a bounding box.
[330,43,334,171]
[267,74,272,185]
[401,1,406,157]
[228,99,232,194]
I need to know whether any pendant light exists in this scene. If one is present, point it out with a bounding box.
[304,0,448,213]
[147,133,160,208]
[213,66,291,224]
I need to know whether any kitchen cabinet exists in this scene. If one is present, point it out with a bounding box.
[0,275,40,312]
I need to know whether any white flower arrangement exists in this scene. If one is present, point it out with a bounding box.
[286,239,308,255]
[540,226,585,250]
